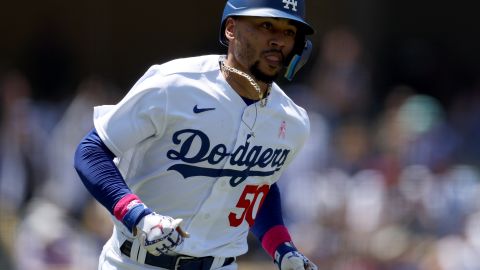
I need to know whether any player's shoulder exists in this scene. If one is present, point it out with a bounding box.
[147,55,221,77]
[271,83,309,120]
[271,85,310,141]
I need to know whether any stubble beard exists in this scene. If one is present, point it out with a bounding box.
[236,35,282,84]
[250,61,280,84]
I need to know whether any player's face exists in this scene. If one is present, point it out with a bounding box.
[232,17,297,83]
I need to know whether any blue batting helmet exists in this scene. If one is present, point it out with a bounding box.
[219,0,315,81]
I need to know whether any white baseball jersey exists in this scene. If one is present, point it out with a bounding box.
[94,55,310,258]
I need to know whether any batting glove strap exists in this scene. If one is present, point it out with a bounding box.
[123,203,153,233]
[274,242,318,270]
[274,242,297,266]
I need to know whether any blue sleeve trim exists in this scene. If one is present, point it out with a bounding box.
[74,128,132,214]
[250,183,285,240]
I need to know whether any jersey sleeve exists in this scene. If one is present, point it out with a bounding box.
[93,66,169,156]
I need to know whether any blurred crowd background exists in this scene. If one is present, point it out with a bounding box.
[1,1,479,270]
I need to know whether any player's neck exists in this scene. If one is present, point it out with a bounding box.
[221,57,269,101]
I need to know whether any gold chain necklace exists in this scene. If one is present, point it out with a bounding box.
[220,60,271,107]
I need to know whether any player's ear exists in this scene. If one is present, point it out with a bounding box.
[224,17,236,43]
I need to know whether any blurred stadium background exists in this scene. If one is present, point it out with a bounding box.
[1,1,479,269]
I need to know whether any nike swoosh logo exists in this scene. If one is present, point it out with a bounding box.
[193,105,216,114]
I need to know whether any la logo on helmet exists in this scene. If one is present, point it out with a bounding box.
[282,0,297,11]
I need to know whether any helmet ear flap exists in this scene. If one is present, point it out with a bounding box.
[284,39,312,81]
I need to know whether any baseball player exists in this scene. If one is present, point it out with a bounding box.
[74,0,317,269]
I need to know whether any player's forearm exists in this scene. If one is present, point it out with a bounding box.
[250,183,292,257]
[250,183,317,269]
[74,128,154,232]
[74,128,132,213]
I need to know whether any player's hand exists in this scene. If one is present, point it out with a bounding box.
[274,242,317,270]
[136,213,190,256]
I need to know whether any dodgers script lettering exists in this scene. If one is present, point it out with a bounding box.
[166,129,291,186]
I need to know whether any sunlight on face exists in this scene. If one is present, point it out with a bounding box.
[233,17,298,83]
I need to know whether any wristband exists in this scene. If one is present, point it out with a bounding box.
[113,194,153,232]
[261,225,292,257]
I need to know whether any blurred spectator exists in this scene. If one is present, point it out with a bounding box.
[278,74,480,270]
[330,118,373,173]
[0,71,50,269]
[15,198,108,270]
[13,77,117,270]
[38,77,117,216]
[308,27,372,125]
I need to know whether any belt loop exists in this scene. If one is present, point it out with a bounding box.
[130,239,140,261]
[137,247,147,264]
[210,257,225,269]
